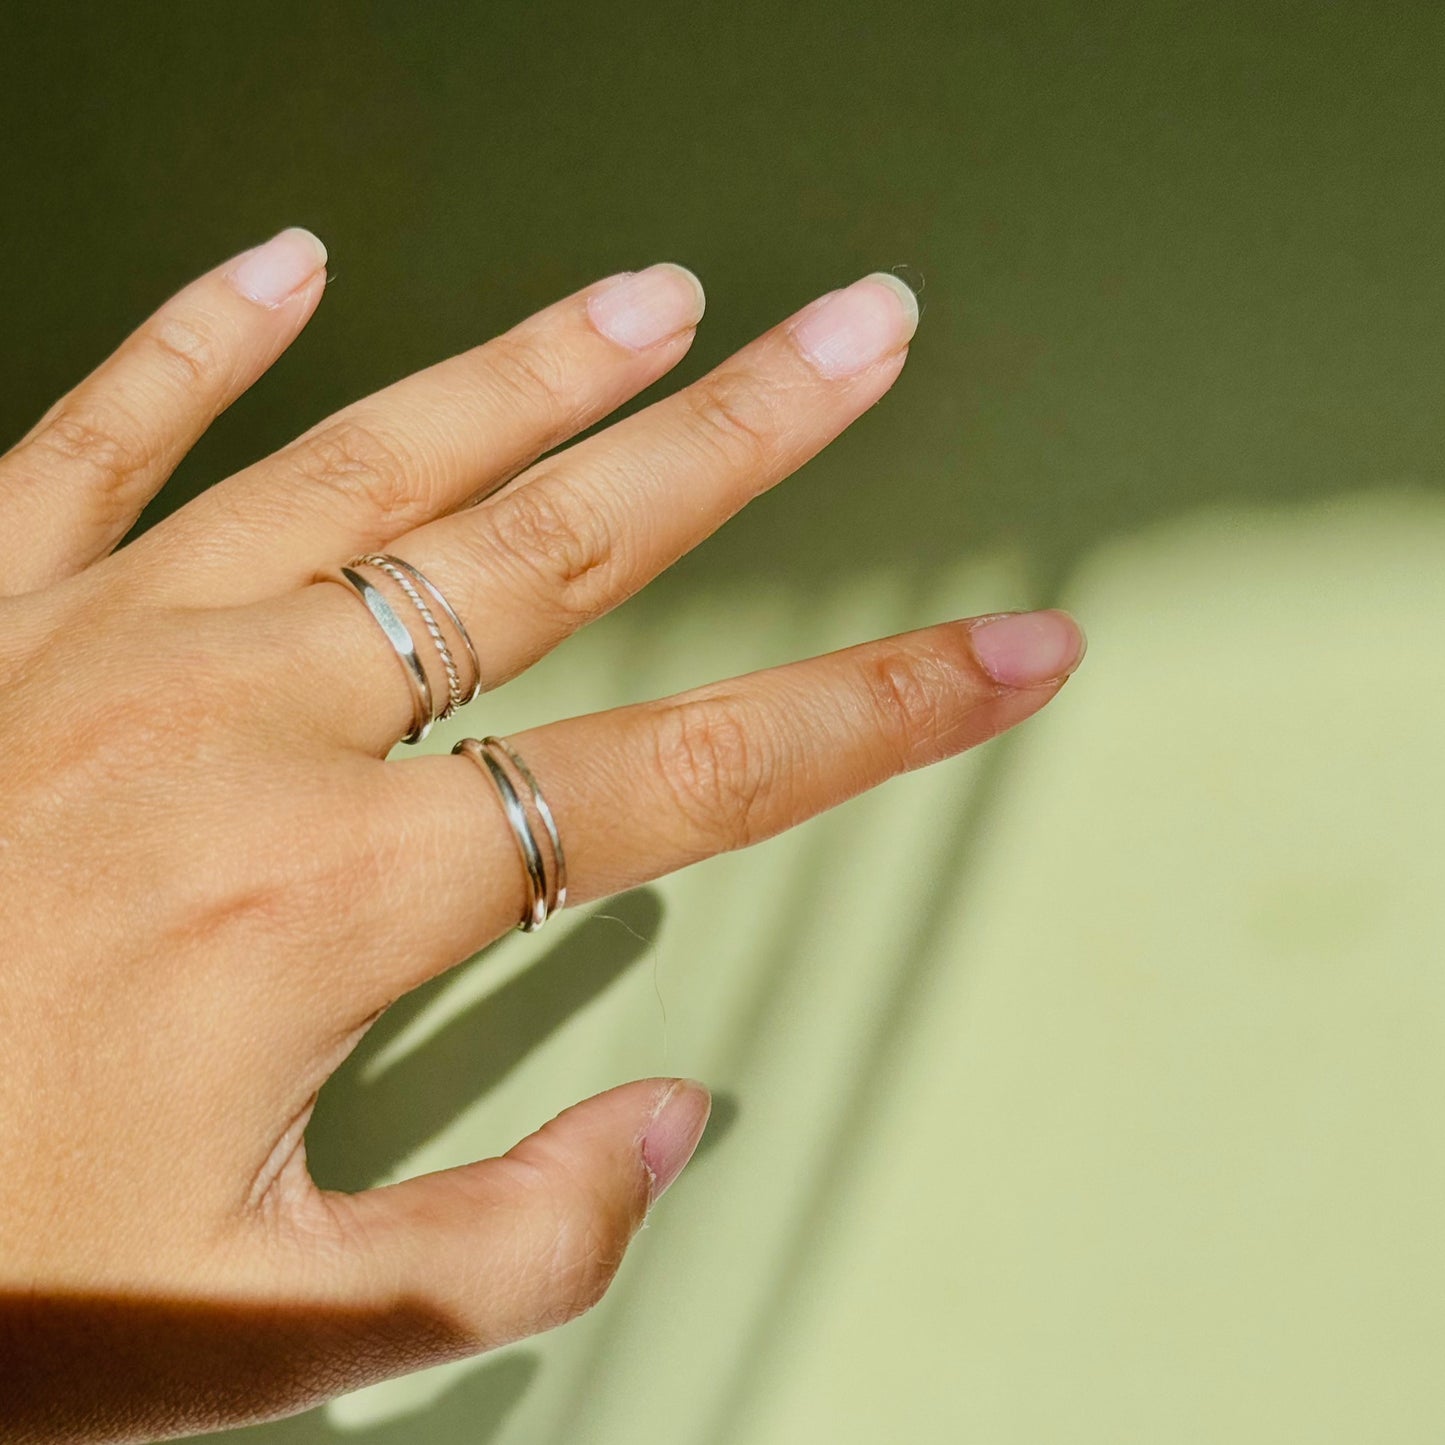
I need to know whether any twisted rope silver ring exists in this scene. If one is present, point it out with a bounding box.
[356,553,482,716]
[322,554,482,743]
[455,735,567,931]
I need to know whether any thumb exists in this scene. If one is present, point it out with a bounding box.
[333,1077,711,1366]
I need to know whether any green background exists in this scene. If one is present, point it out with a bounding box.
[4,3,1444,1440]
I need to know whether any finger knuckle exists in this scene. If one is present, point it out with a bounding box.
[654,695,772,851]
[140,312,226,391]
[481,331,581,438]
[289,417,425,526]
[25,408,152,534]
[29,409,141,487]
[860,647,952,769]
[681,369,779,474]
[488,478,615,615]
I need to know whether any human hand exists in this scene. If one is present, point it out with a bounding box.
[0,229,1085,1441]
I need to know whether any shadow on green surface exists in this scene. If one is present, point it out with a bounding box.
[309,888,669,1193]
[696,720,1030,1445]
[539,694,1031,1445]
[10,1,1445,610]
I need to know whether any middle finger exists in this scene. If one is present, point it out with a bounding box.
[308,272,919,752]
[135,264,707,604]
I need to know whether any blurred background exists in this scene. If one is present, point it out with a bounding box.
[3,2,1444,1440]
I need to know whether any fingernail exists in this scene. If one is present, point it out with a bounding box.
[226,228,328,308]
[790,271,919,377]
[969,609,1087,688]
[642,1079,712,1203]
[588,263,706,350]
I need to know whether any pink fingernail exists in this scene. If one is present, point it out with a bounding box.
[969,610,1087,688]
[225,227,328,308]
[642,1079,712,1202]
[588,263,706,350]
[789,272,919,377]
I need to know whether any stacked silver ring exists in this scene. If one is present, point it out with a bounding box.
[325,554,482,742]
[455,735,567,932]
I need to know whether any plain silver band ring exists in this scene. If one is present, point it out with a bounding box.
[380,555,483,706]
[357,554,465,716]
[456,738,548,930]
[332,564,434,743]
[484,735,567,914]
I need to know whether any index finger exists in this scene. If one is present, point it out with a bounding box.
[355,609,1086,1003]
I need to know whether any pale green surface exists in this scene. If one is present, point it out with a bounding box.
[288,494,1445,1445]
[4,4,1445,1441]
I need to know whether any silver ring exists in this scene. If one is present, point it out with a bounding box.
[324,554,482,743]
[358,554,469,717]
[329,564,434,743]
[484,735,567,914]
[377,555,483,708]
[454,736,565,931]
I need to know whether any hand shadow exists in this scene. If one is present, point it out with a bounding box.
[172,886,739,1443]
[309,887,667,1193]
[257,1092,741,1445]
[220,1350,540,1444]
[4,1290,536,1445]
[170,888,673,1441]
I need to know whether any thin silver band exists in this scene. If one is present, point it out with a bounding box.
[380,555,483,707]
[455,737,552,930]
[484,735,567,915]
[332,565,433,743]
[358,554,466,716]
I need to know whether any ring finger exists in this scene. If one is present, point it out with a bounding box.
[305,271,920,752]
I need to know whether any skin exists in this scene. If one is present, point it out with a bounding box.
[0,231,1085,1441]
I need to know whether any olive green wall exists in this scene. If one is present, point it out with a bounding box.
[4,4,1444,1441]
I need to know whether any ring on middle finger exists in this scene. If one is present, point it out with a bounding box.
[355,553,482,716]
[322,553,482,742]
